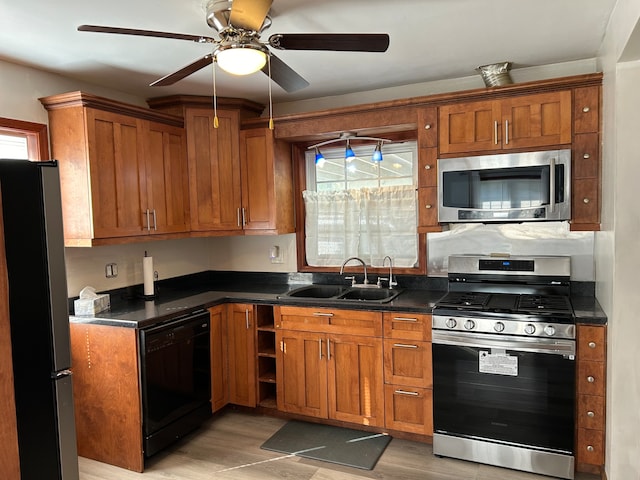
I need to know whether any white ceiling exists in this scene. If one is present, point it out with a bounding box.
[0,0,618,106]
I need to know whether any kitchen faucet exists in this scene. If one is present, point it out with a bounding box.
[379,255,398,289]
[339,256,370,287]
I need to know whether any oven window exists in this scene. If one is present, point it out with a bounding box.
[442,165,565,210]
[432,343,575,453]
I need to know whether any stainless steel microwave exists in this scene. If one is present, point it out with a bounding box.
[437,149,571,223]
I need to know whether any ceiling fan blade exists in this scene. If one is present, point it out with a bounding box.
[262,54,309,93]
[229,0,273,31]
[78,25,217,44]
[150,54,214,87]
[269,33,390,52]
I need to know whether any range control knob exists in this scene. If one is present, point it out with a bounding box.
[464,319,476,330]
[494,321,505,333]
[544,325,556,336]
[524,324,536,335]
[445,318,457,329]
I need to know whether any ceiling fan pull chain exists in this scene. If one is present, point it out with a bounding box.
[212,57,219,129]
[268,55,274,130]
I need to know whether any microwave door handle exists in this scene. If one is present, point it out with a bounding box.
[549,156,556,213]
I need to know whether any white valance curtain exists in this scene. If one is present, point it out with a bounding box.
[303,185,418,267]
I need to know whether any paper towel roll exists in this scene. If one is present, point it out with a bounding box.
[143,254,154,296]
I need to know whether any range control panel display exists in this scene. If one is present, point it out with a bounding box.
[478,259,535,272]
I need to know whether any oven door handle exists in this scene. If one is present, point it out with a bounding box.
[432,330,575,356]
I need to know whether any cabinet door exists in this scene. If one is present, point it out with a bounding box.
[142,121,190,234]
[276,330,328,418]
[86,109,146,238]
[501,91,572,149]
[439,100,502,154]
[240,128,276,230]
[209,306,228,412]
[327,334,384,427]
[186,108,242,232]
[227,304,256,407]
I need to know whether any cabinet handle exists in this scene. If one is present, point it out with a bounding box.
[424,164,431,170]
[313,312,334,317]
[145,209,151,231]
[494,121,499,145]
[425,204,432,209]
[587,411,595,418]
[587,376,595,383]
[393,316,418,322]
[394,389,419,396]
[424,124,431,130]
[237,208,241,227]
[242,207,246,226]
[245,309,250,329]
[588,341,597,349]
[587,445,595,452]
[583,153,591,159]
[152,209,157,231]
[327,339,331,360]
[504,120,509,145]
[319,339,323,359]
[393,343,418,349]
[583,198,591,204]
[583,106,591,113]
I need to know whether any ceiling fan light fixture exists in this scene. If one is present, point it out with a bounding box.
[215,43,267,75]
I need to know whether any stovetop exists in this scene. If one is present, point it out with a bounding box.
[435,291,574,317]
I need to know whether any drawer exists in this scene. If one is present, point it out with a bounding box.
[383,312,431,341]
[572,134,600,179]
[275,305,382,336]
[576,427,605,466]
[577,325,606,361]
[383,339,432,388]
[384,384,433,435]
[577,394,605,430]
[577,360,605,396]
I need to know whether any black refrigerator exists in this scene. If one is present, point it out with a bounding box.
[0,159,79,480]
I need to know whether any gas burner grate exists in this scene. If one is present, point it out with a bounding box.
[436,292,491,309]
[517,295,573,315]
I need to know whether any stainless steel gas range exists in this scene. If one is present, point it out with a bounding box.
[432,254,576,480]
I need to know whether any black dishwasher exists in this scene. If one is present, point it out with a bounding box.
[139,309,212,457]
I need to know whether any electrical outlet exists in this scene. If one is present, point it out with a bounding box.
[105,263,118,278]
[270,245,284,264]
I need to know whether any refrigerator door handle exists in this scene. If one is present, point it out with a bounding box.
[52,369,73,379]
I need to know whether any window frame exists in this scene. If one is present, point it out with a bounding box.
[0,117,49,160]
[292,133,426,276]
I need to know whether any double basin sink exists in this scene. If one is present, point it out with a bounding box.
[279,284,403,304]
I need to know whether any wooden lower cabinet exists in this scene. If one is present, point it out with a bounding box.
[382,312,433,435]
[69,323,144,472]
[209,305,229,412]
[575,324,607,473]
[275,306,384,427]
[227,303,257,407]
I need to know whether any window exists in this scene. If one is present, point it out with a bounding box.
[303,141,418,268]
[0,117,49,160]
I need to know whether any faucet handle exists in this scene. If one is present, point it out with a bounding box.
[377,277,388,288]
[344,275,356,286]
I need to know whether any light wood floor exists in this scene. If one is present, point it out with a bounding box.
[79,409,600,480]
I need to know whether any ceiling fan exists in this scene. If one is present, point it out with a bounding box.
[77,0,390,93]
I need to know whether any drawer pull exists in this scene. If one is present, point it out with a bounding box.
[587,411,595,418]
[393,343,418,349]
[394,389,419,396]
[424,164,432,170]
[313,312,334,317]
[583,106,591,113]
[587,376,595,383]
[583,198,590,204]
[587,445,595,452]
[425,204,433,209]
[425,124,432,130]
[393,317,418,322]
[588,341,597,349]
[583,153,591,159]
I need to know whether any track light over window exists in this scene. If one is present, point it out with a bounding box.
[307,132,391,165]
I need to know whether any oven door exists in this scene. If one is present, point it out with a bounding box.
[432,330,575,454]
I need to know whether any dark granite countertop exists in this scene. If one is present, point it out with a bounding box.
[69,273,606,329]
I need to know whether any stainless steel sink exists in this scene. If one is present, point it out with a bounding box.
[281,284,402,304]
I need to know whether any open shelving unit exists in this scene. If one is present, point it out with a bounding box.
[255,305,277,409]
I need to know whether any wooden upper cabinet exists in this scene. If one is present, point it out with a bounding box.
[240,127,295,234]
[39,91,189,246]
[185,108,243,233]
[439,91,572,155]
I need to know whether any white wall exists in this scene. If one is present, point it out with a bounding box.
[597,0,640,478]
